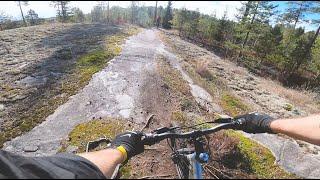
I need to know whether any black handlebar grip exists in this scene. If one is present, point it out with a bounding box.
[141,135,157,146]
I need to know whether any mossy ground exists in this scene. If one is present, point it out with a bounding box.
[225,130,297,179]
[0,26,141,147]
[220,93,250,116]
[59,118,134,179]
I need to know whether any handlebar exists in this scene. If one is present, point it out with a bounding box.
[141,120,241,146]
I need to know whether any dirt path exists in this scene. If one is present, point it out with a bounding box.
[3,29,160,156]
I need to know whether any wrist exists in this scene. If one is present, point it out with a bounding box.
[115,145,128,163]
[270,119,282,133]
[107,148,126,164]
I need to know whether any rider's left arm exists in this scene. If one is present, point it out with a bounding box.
[77,148,124,178]
[78,131,144,178]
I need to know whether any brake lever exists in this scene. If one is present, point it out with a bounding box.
[211,117,234,123]
[151,126,180,134]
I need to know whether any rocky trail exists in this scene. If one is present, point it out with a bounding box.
[3,29,160,156]
[1,25,320,178]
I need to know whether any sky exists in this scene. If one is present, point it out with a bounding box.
[0,1,318,31]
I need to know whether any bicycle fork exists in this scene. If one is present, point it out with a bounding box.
[187,152,209,179]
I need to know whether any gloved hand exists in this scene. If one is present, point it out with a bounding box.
[111,131,144,163]
[234,112,275,133]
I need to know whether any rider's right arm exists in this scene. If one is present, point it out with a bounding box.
[270,114,320,146]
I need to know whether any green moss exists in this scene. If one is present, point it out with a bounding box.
[120,164,132,179]
[171,111,188,125]
[195,116,212,129]
[226,130,297,179]
[59,118,133,178]
[66,119,128,152]
[221,93,249,116]
[283,103,293,111]
[77,50,111,67]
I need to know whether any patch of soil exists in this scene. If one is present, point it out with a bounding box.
[128,58,180,179]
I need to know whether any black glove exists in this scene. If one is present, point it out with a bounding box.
[234,112,275,133]
[111,131,144,162]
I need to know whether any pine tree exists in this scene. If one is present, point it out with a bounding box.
[241,1,278,48]
[280,1,313,29]
[130,1,139,24]
[163,1,173,29]
[299,1,320,72]
[51,1,71,22]
[25,9,39,25]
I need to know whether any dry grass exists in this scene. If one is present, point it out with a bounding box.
[259,78,320,114]
[195,59,214,81]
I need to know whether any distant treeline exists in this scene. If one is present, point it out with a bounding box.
[170,1,320,89]
[1,1,320,89]
[0,1,165,30]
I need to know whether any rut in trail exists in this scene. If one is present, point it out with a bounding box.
[3,29,162,156]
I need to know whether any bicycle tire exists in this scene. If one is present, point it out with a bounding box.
[169,122,192,179]
[175,153,191,179]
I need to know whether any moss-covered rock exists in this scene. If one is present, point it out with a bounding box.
[283,103,293,111]
[220,93,250,116]
[60,118,134,179]
[226,130,297,179]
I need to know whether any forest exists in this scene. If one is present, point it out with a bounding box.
[1,1,320,89]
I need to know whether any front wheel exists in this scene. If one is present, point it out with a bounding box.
[168,123,193,179]
[174,153,191,179]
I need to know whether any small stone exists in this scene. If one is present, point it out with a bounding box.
[292,109,301,115]
[66,145,78,153]
[86,101,92,106]
[0,104,5,111]
[246,76,254,81]
[23,145,39,152]
[11,94,28,101]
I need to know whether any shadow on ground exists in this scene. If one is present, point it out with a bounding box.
[0,23,122,144]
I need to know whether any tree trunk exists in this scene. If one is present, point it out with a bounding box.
[154,1,158,25]
[18,1,27,26]
[242,3,258,48]
[31,14,34,25]
[238,2,259,61]
[293,3,302,29]
[107,1,110,24]
[131,6,134,24]
[306,24,320,56]
[242,1,252,22]
[60,2,65,22]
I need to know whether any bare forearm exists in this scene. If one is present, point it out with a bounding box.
[270,114,320,145]
[77,149,124,178]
